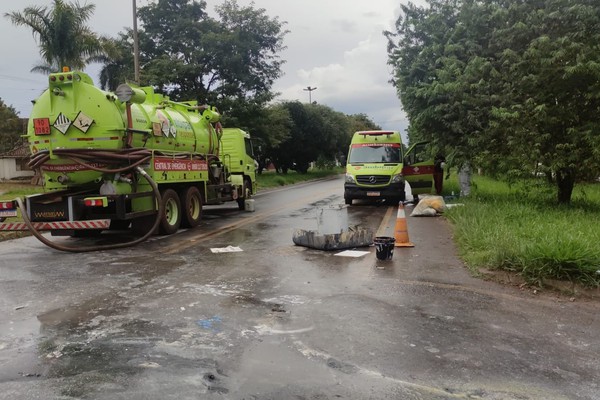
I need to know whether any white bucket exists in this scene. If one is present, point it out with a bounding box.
[245,199,255,212]
[316,204,348,235]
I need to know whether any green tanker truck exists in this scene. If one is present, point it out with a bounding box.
[0,68,256,252]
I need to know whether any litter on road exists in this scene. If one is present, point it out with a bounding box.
[334,250,371,258]
[210,246,243,253]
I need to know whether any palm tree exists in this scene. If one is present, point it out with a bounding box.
[5,0,105,74]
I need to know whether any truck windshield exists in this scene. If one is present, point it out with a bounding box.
[349,144,401,163]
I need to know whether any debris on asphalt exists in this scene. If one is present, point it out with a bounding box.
[334,250,370,258]
[210,246,243,253]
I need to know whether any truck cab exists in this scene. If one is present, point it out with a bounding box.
[220,128,257,208]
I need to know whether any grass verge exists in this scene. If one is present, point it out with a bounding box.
[444,176,600,287]
[256,168,343,190]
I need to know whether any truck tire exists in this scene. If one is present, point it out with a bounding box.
[159,189,182,235]
[344,196,353,205]
[180,186,202,228]
[237,178,252,210]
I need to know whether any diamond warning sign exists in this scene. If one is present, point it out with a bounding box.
[73,111,94,133]
[53,113,71,134]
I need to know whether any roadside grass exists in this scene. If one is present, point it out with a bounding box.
[0,181,40,240]
[444,176,600,287]
[257,167,343,189]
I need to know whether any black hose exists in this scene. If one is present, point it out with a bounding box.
[16,166,163,253]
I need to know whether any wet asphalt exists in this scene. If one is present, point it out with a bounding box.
[0,176,599,400]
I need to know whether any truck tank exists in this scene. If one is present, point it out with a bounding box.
[28,69,221,190]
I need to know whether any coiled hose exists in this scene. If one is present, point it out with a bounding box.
[20,148,167,252]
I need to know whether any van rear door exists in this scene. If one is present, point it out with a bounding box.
[403,141,434,195]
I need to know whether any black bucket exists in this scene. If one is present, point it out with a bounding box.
[374,236,395,260]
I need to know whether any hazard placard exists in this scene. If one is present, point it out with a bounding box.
[33,118,51,135]
[73,111,94,133]
[53,113,71,134]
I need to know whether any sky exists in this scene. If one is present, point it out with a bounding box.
[0,0,412,135]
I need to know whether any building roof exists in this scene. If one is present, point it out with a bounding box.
[0,143,29,159]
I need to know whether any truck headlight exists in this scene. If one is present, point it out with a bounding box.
[345,173,356,183]
[391,173,404,183]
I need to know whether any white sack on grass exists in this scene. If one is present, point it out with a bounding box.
[411,195,447,217]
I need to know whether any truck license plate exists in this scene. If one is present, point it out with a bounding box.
[367,191,380,197]
[0,210,17,218]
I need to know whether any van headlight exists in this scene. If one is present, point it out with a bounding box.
[391,173,404,183]
[345,173,356,183]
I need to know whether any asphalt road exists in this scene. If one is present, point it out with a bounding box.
[0,176,599,400]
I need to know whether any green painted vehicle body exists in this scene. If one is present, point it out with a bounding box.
[344,130,406,205]
[344,130,435,205]
[219,128,256,195]
[1,70,255,240]
[28,70,220,192]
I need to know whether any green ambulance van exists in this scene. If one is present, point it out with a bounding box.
[344,130,435,205]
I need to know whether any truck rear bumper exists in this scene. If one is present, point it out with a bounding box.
[0,219,111,231]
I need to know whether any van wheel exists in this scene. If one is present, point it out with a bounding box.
[159,189,182,235]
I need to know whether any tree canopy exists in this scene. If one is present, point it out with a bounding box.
[265,102,380,174]
[5,0,106,74]
[103,0,287,110]
[386,0,600,203]
[0,99,23,154]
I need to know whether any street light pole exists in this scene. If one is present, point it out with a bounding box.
[132,0,140,84]
[303,86,317,103]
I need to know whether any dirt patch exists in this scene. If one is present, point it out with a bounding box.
[479,268,600,300]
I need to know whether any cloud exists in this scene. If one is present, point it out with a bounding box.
[275,31,407,135]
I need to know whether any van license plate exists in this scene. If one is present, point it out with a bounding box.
[367,191,380,197]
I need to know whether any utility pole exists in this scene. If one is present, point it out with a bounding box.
[132,0,140,84]
[303,86,317,103]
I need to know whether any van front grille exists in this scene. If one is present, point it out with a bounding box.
[356,175,390,185]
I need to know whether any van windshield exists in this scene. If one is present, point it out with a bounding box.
[348,144,401,163]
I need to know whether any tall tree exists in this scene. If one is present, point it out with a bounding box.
[386,0,600,203]
[269,102,363,173]
[0,99,23,153]
[135,0,287,111]
[5,0,105,73]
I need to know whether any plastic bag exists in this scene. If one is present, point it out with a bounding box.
[410,195,446,217]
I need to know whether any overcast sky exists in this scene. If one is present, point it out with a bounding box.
[0,0,411,134]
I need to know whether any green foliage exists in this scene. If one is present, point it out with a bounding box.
[100,0,289,155]
[135,0,287,109]
[257,168,342,189]
[98,33,136,90]
[445,176,600,287]
[386,0,600,204]
[0,99,23,153]
[268,102,353,173]
[5,0,106,73]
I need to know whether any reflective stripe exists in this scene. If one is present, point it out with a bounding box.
[0,219,111,231]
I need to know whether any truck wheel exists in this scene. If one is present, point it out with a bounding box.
[159,189,182,235]
[180,186,202,228]
[237,178,252,210]
[344,196,353,205]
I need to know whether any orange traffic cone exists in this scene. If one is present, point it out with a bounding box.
[394,202,414,247]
